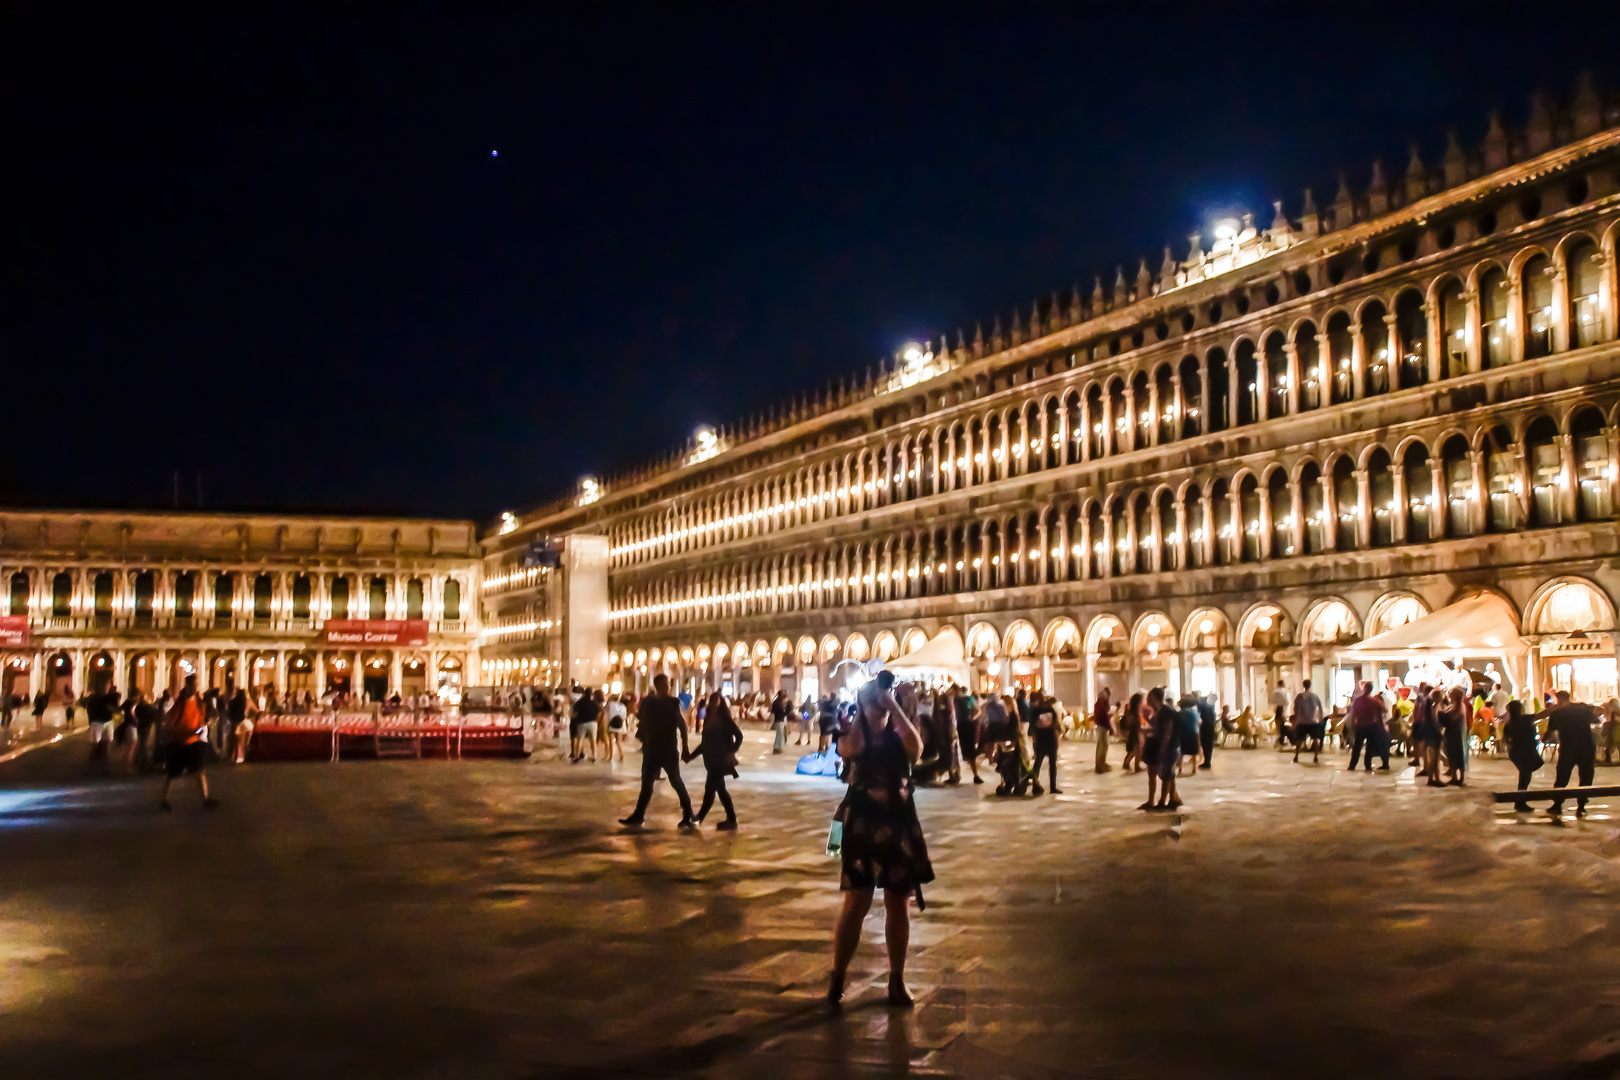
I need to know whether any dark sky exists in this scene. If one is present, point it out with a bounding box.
[7,4,1620,523]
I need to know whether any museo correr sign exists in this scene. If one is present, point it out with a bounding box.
[321,619,429,647]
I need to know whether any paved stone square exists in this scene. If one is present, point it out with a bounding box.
[2,729,1619,1079]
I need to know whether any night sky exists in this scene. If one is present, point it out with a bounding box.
[7,5,1620,524]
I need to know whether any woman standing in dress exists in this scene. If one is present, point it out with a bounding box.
[1439,686,1469,786]
[828,673,933,1010]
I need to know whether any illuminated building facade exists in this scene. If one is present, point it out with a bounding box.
[0,511,481,710]
[486,87,1620,710]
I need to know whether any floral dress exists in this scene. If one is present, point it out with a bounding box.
[839,725,936,894]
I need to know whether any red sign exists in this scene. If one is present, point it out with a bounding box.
[0,616,29,648]
[322,619,429,647]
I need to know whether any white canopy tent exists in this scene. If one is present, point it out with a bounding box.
[884,632,973,684]
[1337,593,1529,690]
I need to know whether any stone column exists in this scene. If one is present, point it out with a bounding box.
[1149,501,1163,572]
[1172,498,1188,570]
[1284,342,1301,415]
[1430,459,1448,540]
[1289,477,1305,555]
[1551,262,1571,355]
[1392,469,1409,544]
[1468,449,1488,534]
[1198,358,1211,435]
[1147,379,1160,447]
[1079,398,1092,463]
[1508,273,1527,365]
[389,651,403,697]
[1228,487,1243,563]
[1100,512,1114,579]
[237,648,249,694]
[275,649,288,694]
[1227,352,1241,426]
[1168,374,1182,442]
[1035,514,1049,585]
[1425,290,1444,383]
[1257,486,1274,561]
[1122,386,1137,452]
[1321,473,1338,552]
[1383,313,1402,391]
[1354,469,1371,548]
[1558,433,1579,522]
[1201,493,1215,567]
[1350,323,1366,400]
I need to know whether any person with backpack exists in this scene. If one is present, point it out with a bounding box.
[1028,690,1062,795]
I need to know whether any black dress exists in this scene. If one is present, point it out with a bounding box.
[840,725,935,894]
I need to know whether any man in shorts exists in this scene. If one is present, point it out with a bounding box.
[954,684,983,784]
[85,687,120,774]
[571,690,600,763]
[160,675,218,812]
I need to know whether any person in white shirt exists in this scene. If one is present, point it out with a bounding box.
[1269,680,1289,733]
[1291,680,1325,763]
[1488,682,1512,716]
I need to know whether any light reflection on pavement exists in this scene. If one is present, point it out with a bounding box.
[1,728,1618,1078]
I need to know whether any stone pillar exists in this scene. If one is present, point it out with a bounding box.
[1469,449,1488,534]
[1355,469,1372,548]
[1228,487,1242,563]
[1425,290,1444,383]
[71,648,86,696]
[1430,459,1448,541]
[275,649,288,695]
[1558,433,1579,522]
[1257,485,1274,561]
[1321,473,1338,552]
[1122,386,1137,452]
[1288,477,1305,555]
[1392,469,1409,544]
[1147,379,1160,447]
[1100,512,1113,579]
[1227,352,1241,426]
[1383,313,1401,391]
[1079,398,1092,462]
[1284,342,1300,415]
[237,648,248,694]
[1350,323,1366,400]
[389,651,403,697]
[1198,358,1211,435]
[1509,272,1527,365]
[1201,494,1215,567]
[1551,262,1571,354]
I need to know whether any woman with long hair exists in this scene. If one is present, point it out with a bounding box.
[1120,691,1145,772]
[828,674,932,1010]
[686,691,743,829]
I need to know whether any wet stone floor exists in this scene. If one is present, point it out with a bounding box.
[2,729,1619,1079]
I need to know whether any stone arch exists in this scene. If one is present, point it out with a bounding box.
[965,620,1001,659]
[1003,619,1039,658]
[1041,616,1081,658]
[1084,613,1126,652]
[872,629,899,661]
[1366,591,1431,637]
[1523,576,1616,634]
[845,632,869,662]
[901,627,928,655]
[1181,607,1233,651]
[1298,596,1362,644]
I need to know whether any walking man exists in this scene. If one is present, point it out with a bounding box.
[1093,686,1113,773]
[770,689,789,754]
[1291,679,1325,764]
[1029,690,1062,795]
[619,673,696,828]
[159,675,219,812]
[1347,681,1390,772]
[1545,690,1598,819]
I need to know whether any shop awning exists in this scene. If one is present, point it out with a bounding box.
[884,632,972,683]
[1337,593,1527,661]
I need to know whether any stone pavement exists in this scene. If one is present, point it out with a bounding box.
[2,728,1619,1079]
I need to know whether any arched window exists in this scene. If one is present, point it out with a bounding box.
[215,572,234,619]
[1394,289,1428,388]
[1107,378,1128,455]
[133,571,154,622]
[1368,449,1396,547]
[1086,503,1105,578]
[52,572,71,618]
[1044,398,1061,469]
[1572,407,1612,520]
[1438,277,1468,378]
[1327,312,1354,404]
[1183,484,1205,569]
[1480,266,1511,368]
[1483,425,1519,533]
[93,572,113,621]
[292,574,312,619]
[1296,322,1321,411]
[1134,493,1153,574]
[1062,506,1081,581]
[406,578,424,619]
[1362,300,1390,396]
[985,413,1003,482]
[1441,435,1474,537]
[1526,415,1562,526]
[1131,371,1152,448]
[1178,356,1201,439]
[1333,456,1359,550]
[1568,239,1605,348]
[1210,478,1231,566]
[9,571,28,617]
[1402,442,1434,542]
[1157,489,1177,569]
[1264,332,1289,418]
[1154,365,1175,443]
[1267,469,1293,556]
[1086,385,1106,459]
[368,576,387,619]
[1235,340,1259,425]
[1523,254,1554,359]
[1109,499,1129,576]
[1300,462,1324,553]
[253,574,273,620]
[1206,347,1230,432]
[1238,475,1262,562]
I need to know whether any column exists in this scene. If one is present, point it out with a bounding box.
[1425,291,1444,383]
[1100,512,1113,579]
[1350,323,1366,399]
[1321,473,1338,552]
[1227,353,1241,425]
[1079,398,1092,462]
[1147,379,1160,447]
[389,651,403,696]
[1289,478,1305,555]
[1168,374,1182,442]
[275,649,288,694]
[1468,449,1488,535]
[1383,313,1401,390]
[1201,493,1215,567]
[1228,487,1242,563]
[1558,433,1578,522]
[237,648,248,693]
[1198,357,1211,435]
[71,648,86,696]
[1429,459,1448,540]
[1284,342,1300,415]
[1257,486,1274,560]
[1122,386,1136,452]
[1354,468,1371,548]
[1509,272,1526,365]
[1551,262,1571,354]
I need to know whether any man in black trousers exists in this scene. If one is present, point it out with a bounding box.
[619,673,696,828]
[1545,690,1598,819]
